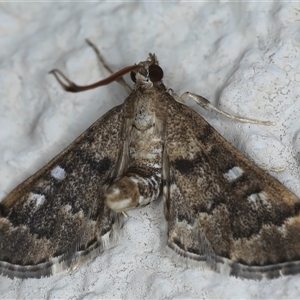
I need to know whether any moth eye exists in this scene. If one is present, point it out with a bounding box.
[149,65,163,82]
[130,71,137,83]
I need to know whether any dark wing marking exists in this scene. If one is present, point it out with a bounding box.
[164,96,300,279]
[0,104,126,279]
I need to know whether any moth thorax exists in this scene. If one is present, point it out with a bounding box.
[104,176,140,213]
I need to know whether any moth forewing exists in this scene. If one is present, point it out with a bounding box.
[165,99,300,279]
[0,104,126,278]
[1,51,300,281]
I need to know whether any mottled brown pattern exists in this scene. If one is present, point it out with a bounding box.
[0,105,126,278]
[1,53,300,280]
[165,97,300,279]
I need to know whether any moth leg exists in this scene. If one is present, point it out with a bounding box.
[104,167,161,214]
[85,39,132,95]
[168,89,275,126]
[260,166,285,173]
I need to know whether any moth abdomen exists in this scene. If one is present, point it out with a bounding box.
[104,166,162,213]
[104,176,140,213]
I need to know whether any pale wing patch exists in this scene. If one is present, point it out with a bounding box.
[247,191,271,208]
[63,204,72,213]
[51,165,66,180]
[223,166,244,182]
[247,193,260,203]
[28,193,46,208]
[153,163,161,168]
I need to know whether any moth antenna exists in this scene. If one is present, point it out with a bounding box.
[85,39,132,95]
[85,39,115,75]
[49,65,138,93]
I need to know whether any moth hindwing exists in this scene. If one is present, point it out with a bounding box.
[1,52,300,280]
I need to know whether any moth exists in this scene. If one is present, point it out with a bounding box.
[1,44,300,280]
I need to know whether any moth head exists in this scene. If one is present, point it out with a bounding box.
[130,53,164,87]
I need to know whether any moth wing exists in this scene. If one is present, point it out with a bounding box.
[164,97,300,279]
[0,104,127,278]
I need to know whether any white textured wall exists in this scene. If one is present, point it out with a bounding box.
[1,2,300,299]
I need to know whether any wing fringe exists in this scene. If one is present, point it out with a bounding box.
[0,212,124,279]
[166,241,300,280]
